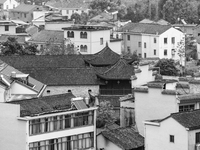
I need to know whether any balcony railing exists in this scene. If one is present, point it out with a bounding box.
[29,111,94,136]
[100,89,132,95]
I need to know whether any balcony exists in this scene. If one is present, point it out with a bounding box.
[29,111,94,136]
[100,89,132,95]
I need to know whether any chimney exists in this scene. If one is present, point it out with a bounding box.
[11,71,16,78]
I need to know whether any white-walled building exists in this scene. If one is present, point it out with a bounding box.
[62,25,122,54]
[0,93,97,150]
[145,109,200,150]
[120,23,185,62]
[0,20,16,34]
[0,62,46,102]
[134,79,200,135]
[0,0,18,10]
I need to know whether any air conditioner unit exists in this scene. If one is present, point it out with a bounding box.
[196,143,200,150]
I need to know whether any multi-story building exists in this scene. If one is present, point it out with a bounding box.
[119,23,185,61]
[0,93,97,150]
[0,61,46,101]
[10,4,42,23]
[45,0,90,20]
[134,78,200,135]
[145,109,200,150]
[62,25,122,54]
[0,0,18,10]
[0,20,16,34]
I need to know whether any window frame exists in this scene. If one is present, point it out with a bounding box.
[154,49,156,55]
[164,49,167,56]
[154,38,156,43]
[100,38,103,45]
[5,25,9,31]
[171,37,175,44]
[170,135,174,143]
[164,38,167,44]
[144,42,146,48]
[127,35,130,41]
[138,42,141,47]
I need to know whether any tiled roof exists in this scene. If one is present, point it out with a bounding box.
[178,93,200,101]
[134,86,148,93]
[0,55,89,69]
[84,45,120,66]
[26,25,38,36]
[171,109,200,130]
[101,127,144,149]
[98,95,121,107]
[0,64,45,93]
[11,4,40,13]
[28,30,64,44]
[45,0,70,9]
[0,34,26,44]
[119,23,172,35]
[8,93,75,117]
[97,59,135,80]
[89,13,113,22]
[20,68,100,86]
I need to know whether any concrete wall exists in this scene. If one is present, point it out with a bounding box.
[45,22,73,31]
[132,65,155,87]
[0,25,16,34]
[0,103,27,150]
[10,82,37,95]
[64,29,111,54]
[0,85,5,102]
[135,88,177,135]
[43,85,99,97]
[188,129,200,150]
[120,100,135,127]
[145,118,188,150]
[97,134,122,150]
[109,40,122,54]
[123,33,142,55]
[159,27,185,61]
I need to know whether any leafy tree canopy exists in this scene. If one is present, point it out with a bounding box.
[154,58,179,76]
[0,37,38,55]
[96,101,116,128]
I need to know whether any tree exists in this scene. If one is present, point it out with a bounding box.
[96,101,116,128]
[71,13,81,24]
[89,0,117,12]
[0,37,38,55]
[154,59,179,76]
[80,12,89,25]
[162,0,198,24]
[41,37,77,55]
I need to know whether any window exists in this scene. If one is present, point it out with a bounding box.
[127,35,130,40]
[196,132,200,144]
[138,42,141,47]
[66,10,69,14]
[29,132,94,150]
[198,33,200,36]
[24,13,26,18]
[170,135,174,143]
[164,49,167,56]
[171,37,175,44]
[80,45,87,52]
[80,32,87,39]
[144,42,146,48]
[67,31,74,38]
[154,38,156,43]
[100,38,103,45]
[171,49,175,55]
[6,5,8,9]
[13,4,15,8]
[127,46,130,52]
[154,49,156,55]
[47,90,50,93]
[179,104,195,112]
[5,25,9,31]
[164,38,167,44]
[144,53,146,58]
